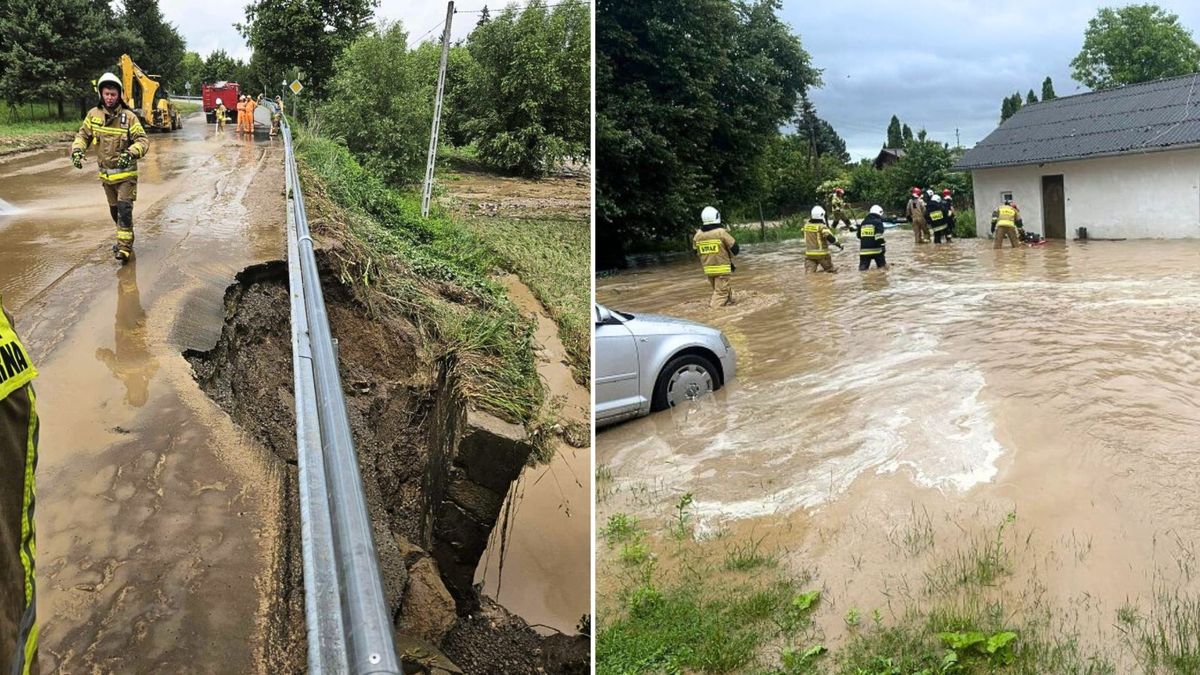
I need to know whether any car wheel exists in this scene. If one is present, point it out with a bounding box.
[651,353,717,411]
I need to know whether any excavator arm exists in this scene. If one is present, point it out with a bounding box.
[118,54,161,124]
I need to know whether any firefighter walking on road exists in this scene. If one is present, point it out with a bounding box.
[991,199,1023,248]
[70,72,150,263]
[804,205,843,273]
[214,98,227,132]
[856,205,888,270]
[693,206,739,308]
[245,95,258,135]
[828,188,852,230]
[907,187,929,244]
[0,300,40,675]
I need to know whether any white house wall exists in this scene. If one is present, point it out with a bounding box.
[969,147,1200,239]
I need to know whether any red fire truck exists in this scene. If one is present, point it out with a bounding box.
[202,81,240,123]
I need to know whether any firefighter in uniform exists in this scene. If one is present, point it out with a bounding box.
[906,187,929,244]
[71,72,150,263]
[0,300,39,675]
[269,97,282,138]
[927,194,951,244]
[991,199,1023,248]
[214,97,227,132]
[804,205,843,273]
[245,95,258,134]
[855,205,888,270]
[693,206,739,308]
[236,96,247,133]
[828,188,852,230]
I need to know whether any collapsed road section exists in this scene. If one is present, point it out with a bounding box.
[186,120,588,674]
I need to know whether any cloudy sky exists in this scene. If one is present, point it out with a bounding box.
[158,0,492,67]
[788,0,1200,160]
[159,1,1200,161]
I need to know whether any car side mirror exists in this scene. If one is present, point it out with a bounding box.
[595,306,613,325]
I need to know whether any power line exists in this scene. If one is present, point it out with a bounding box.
[457,0,590,13]
[407,18,446,48]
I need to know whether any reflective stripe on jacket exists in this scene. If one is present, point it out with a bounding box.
[71,106,149,183]
[996,205,1018,228]
[693,226,737,276]
[804,221,833,256]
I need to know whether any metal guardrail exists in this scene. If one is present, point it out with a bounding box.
[282,118,403,675]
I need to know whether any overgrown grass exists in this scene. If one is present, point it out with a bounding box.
[176,101,201,115]
[597,504,1200,674]
[293,128,544,427]
[954,208,977,238]
[459,216,590,385]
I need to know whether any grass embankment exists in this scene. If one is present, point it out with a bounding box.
[596,490,1200,674]
[0,103,79,153]
[437,147,591,385]
[460,217,590,386]
[176,101,201,115]
[293,129,544,428]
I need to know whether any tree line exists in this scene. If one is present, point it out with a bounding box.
[238,0,589,180]
[0,0,186,117]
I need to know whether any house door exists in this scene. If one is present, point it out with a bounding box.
[1041,174,1065,239]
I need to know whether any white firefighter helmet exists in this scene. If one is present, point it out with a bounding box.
[811,205,826,221]
[701,206,721,225]
[96,72,123,94]
[215,97,223,106]
[931,194,942,203]
[869,204,884,216]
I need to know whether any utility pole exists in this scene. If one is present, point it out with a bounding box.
[422,1,455,218]
[955,127,961,148]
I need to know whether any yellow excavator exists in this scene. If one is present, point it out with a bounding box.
[117,54,181,132]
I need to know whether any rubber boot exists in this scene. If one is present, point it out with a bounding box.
[114,200,135,263]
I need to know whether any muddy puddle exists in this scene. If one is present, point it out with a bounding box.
[475,276,591,635]
[597,235,1200,663]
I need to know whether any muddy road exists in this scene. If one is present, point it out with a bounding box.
[0,114,288,672]
[597,235,1200,661]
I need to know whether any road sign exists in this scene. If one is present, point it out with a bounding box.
[185,81,191,94]
[290,80,304,95]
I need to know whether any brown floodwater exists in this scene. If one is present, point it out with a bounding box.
[0,115,289,672]
[475,276,591,635]
[597,233,1200,662]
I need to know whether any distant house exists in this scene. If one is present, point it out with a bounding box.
[954,73,1200,239]
[873,147,905,170]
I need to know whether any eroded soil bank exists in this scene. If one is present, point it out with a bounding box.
[186,253,587,674]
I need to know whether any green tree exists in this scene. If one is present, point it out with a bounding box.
[202,50,242,84]
[1026,89,1038,104]
[238,0,377,99]
[1000,96,1014,121]
[179,51,205,93]
[460,0,590,176]
[597,0,817,267]
[0,0,139,117]
[323,22,431,185]
[886,114,902,148]
[1041,76,1056,100]
[902,123,913,144]
[119,0,186,92]
[1070,4,1200,89]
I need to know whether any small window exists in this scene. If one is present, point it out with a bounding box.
[1001,191,1013,203]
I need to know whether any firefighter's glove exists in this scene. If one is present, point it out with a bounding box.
[71,149,84,169]
[115,151,134,169]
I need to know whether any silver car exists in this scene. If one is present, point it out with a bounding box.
[594,304,737,427]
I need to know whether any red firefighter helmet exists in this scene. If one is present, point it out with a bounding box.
[942,188,951,196]
[912,186,921,196]
[835,188,844,195]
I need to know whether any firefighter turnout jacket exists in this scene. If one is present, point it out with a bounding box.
[71,105,149,186]
[804,219,837,256]
[856,213,887,256]
[693,224,739,276]
[0,302,38,675]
